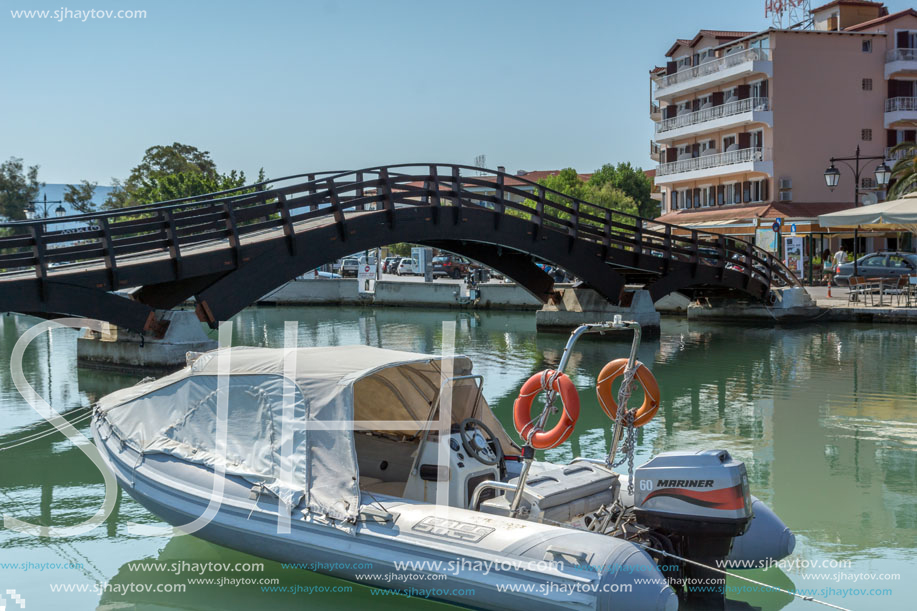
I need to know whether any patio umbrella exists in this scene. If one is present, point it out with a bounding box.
[817,191,917,233]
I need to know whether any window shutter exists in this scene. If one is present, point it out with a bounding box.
[717,185,725,205]
[693,188,701,208]
[693,99,700,112]
[737,84,750,100]
[666,148,677,163]
[761,179,769,202]
[888,79,900,98]
[709,139,716,150]
[738,133,751,149]
[743,181,751,203]
[898,31,909,49]
[670,190,678,210]
[711,91,724,106]
[693,53,699,66]
[759,80,769,99]
[692,143,700,157]
[666,61,677,75]
[888,129,898,147]
[907,130,917,142]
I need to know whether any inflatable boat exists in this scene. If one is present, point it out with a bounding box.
[91,319,794,610]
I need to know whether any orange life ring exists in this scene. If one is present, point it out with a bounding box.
[596,358,660,427]
[513,370,580,450]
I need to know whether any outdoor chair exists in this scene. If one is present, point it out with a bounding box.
[887,275,910,307]
[847,277,879,306]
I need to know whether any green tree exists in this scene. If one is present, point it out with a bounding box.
[886,141,917,199]
[509,167,638,228]
[104,143,260,208]
[0,157,42,220]
[64,180,98,214]
[588,162,658,218]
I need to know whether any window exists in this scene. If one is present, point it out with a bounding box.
[889,255,915,269]
[862,128,872,141]
[724,87,738,102]
[862,78,872,91]
[699,139,716,155]
[699,186,715,207]
[749,178,768,202]
[862,40,872,53]
[698,94,712,109]
[723,135,737,152]
[862,255,887,267]
[750,79,768,99]
[670,190,678,211]
[677,55,693,70]
[725,183,740,205]
[684,189,693,208]
[750,129,764,150]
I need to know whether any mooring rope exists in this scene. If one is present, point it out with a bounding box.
[633,542,853,611]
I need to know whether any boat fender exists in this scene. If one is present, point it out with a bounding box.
[513,370,579,450]
[596,359,660,427]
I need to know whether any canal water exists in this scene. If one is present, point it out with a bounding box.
[0,308,915,610]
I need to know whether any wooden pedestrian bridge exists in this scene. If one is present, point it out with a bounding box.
[0,164,800,335]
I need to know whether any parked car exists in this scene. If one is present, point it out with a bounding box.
[338,257,360,277]
[396,258,418,276]
[834,251,917,286]
[382,256,401,274]
[432,255,471,279]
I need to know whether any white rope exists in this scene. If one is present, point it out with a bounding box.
[633,542,853,611]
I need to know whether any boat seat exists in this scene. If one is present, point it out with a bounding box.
[360,478,406,498]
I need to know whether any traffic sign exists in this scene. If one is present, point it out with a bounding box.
[790,223,797,234]
[772,221,780,232]
[775,217,783,226]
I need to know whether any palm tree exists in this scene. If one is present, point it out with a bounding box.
[886,141,917,199]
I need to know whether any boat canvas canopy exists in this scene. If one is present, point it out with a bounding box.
[96,345,513,521]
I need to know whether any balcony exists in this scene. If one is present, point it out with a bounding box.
[655,48,772,99]
[884,97,917,128]
[650,140,661,162]
[655,97,772,143]
[885,48,917,79]
[655,147,772,184]
[650,102,661,121]
[886,145,915,162]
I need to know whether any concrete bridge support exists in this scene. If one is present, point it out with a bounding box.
[535,288,661,336]
[77,310,216,373]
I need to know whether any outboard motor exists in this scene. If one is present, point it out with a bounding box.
[633,450,753,609]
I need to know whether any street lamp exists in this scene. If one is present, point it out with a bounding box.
[822,145,891,277]
[823,165,841,189]
[28,193,64,219]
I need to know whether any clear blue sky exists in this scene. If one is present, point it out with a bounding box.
[2,0,913,185]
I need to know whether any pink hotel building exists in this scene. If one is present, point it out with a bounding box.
[650,0,917,252]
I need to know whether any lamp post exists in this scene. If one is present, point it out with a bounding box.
[27,193,66,220]
[823,145,891,277]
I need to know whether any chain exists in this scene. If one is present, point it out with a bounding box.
[611,364,638,495]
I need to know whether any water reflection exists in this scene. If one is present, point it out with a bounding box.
[0,309,914,610]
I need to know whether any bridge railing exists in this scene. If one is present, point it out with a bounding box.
[0,164,799,293]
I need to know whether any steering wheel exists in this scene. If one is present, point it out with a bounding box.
[459,418,503,466]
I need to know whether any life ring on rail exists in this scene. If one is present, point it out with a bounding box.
[596,359,660,427]
[513,370,580,450]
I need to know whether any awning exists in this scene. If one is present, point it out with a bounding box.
[818,192,917,233]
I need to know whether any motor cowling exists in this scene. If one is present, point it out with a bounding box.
[633,450,754,609]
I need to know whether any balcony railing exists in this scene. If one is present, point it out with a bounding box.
[885,97,917,112]
[886,48,917,62]
[650,140,661,160]
[886,146,915,161]
[657,147,766,177]
[658,48,771,90]
[656,97,770,134]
